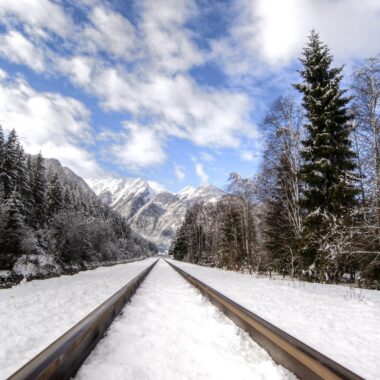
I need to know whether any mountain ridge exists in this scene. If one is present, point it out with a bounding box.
[86,177,224,251]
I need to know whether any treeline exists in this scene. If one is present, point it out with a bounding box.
[170,31,380,289]
[0,129,157,284]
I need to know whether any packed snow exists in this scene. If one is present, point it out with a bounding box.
[76,260,294,380]
[0,258,157,379]
[169,259,380,380]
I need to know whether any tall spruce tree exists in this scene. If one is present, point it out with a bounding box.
[1,129,19,199]
[170,225,188,261]
[15,145,33,219]
[295,31,358,274]
[0,126,4,165]
[0,189,26,269]
[0,126,4,201]
[31,152,47,227]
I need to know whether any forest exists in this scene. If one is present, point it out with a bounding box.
[170,32,380,289]
[0,129,157,286]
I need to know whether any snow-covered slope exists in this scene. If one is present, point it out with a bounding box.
[87,178,224,251]
[87,177,155,220]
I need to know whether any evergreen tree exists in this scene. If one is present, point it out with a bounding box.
[294,31,358,273]
[170,225,188,261]
[0,126,4,204]
[0,189,26,269]
[0,126,4,168]
[1,129,19,199]
[265,152,301,275]
[15,144,33,218]
[46,173,63,218]
[31,152,47,227]
[219,198,244,270]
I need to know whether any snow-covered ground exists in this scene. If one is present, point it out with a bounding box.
[0,258,157,379]
[169,259,380,380]
[76,260,294,380]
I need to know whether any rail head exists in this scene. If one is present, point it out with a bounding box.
[8,259,158,380]
[166,259,363,380]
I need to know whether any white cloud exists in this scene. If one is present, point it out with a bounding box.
[88,68,255,150]
[80,6,137,60]
[110,123,166,170]
[56,55,96,87]
[240,150,256,161]
[195,163,208,184]
[216,0,380,76]
[0,0,73,38]
[0,30,45,72]
[0,72,102,178]
[139,0,204,73]
[174,163,186,181]
[200,152,214,162]
[0,0,259,172]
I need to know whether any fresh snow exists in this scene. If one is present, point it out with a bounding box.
[0,258,157,379]
[87,177,155,207]
[177,185,224,201]
[76,260,294,380]
[177,185,197,199]
[169,260,380,380]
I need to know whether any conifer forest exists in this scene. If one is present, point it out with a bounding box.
[0,128,157,286]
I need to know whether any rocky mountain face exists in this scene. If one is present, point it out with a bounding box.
[87,178,224,252]
[45,158,96,197]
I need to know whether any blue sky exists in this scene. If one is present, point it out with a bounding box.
[0,0,379,192]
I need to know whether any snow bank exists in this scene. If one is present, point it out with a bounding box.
[0,258,157,378]
[76,260,294,380]
[169,260,380,380]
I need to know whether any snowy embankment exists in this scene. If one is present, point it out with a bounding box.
[76,260,294,380]
[0,258,157,379]
[170,260,380,380]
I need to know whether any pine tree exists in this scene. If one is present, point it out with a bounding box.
[0,189,26,269]
[15,144,33,219]
[294,31,358,273]
[31,152,47,227]
[170,225,188,261]
[1,129,19,199]
[46,173,63,218]
[0,126,4,167]
[265,152,301,275]
[219,197,244,270]
[0,126,4,204]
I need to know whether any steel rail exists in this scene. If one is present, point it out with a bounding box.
[8,259,158,380]
[166,260,363,380]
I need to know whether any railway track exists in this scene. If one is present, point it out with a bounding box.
[8,258,363,380]
[8,259,158,380]
[166,260,363,380]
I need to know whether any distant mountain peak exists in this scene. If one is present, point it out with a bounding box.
[177,186,197,199]
[86,176,224,252]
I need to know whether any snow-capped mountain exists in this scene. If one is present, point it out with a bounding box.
[86,177,224,251]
